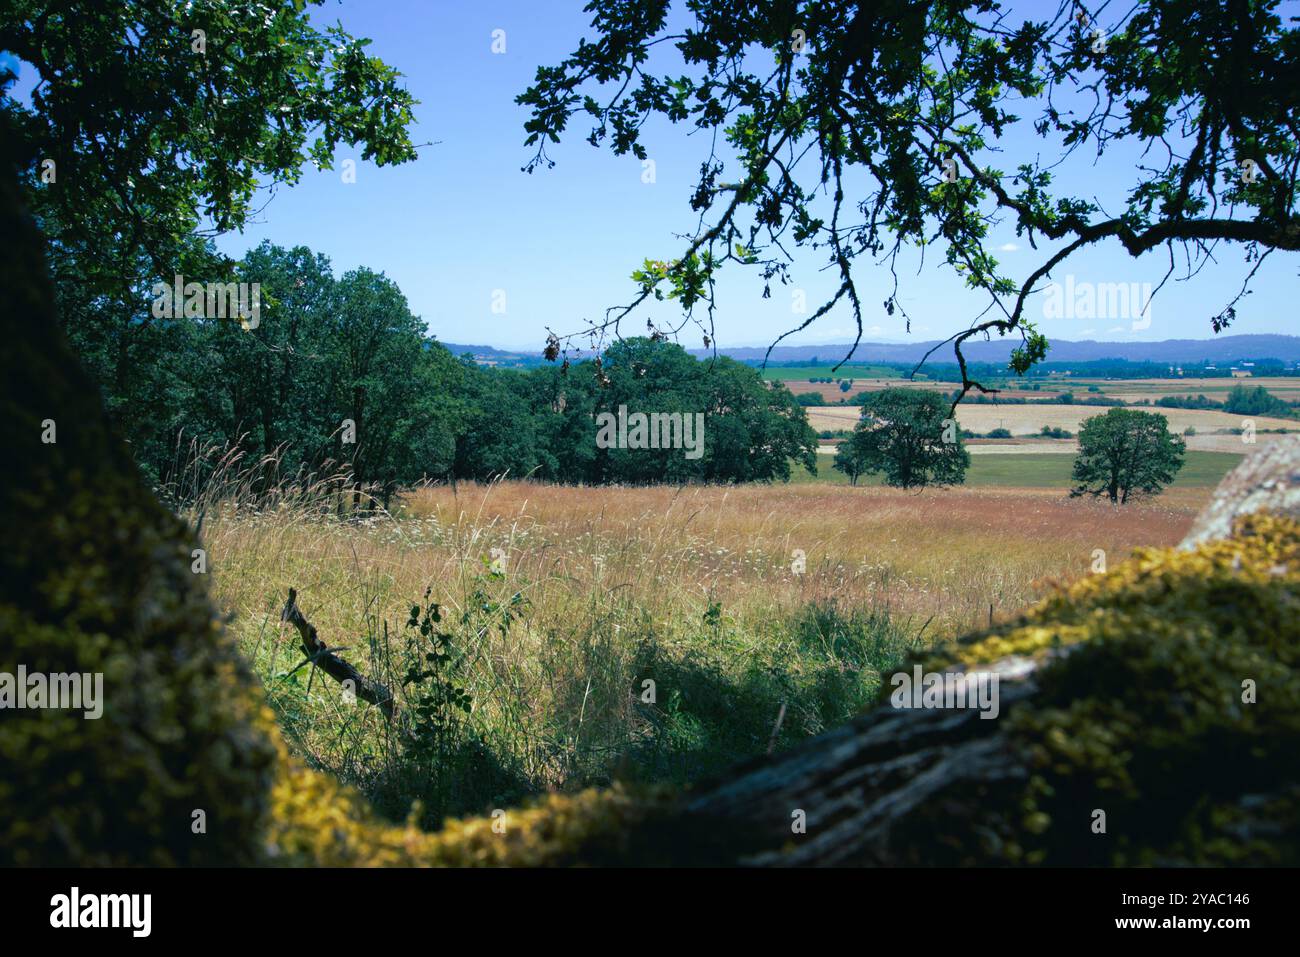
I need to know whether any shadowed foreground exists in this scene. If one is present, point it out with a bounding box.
[2,166,1298,866]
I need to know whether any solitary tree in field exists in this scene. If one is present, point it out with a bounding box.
[1071,408,1185,503]
[835,388,968,488]
[522,1,1300,398]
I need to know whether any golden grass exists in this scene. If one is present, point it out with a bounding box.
[203,480,1201,664]
[196,479,1203,817]
[786,375,1300,403]
[784,378,1046,400]
[1097,375,1300,402]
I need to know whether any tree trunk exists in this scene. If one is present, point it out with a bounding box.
[668,662,1042,865]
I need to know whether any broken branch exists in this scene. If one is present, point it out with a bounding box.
[279,588,394,718]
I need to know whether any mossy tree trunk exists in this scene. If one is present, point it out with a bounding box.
[0,163,278,866]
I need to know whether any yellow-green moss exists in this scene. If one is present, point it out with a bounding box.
[265,753,679,866]
[1,170,278,866]
[0,469,281,865]
[889,512,1300,866]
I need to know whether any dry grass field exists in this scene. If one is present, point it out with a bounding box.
[1087,376,1300,402]
[205,482,1201,663]
[806,402,1296,436]
[920,434,1276,454]
[783,373,1300,404]
[784,378,1046,401]
[196,478,1205,823]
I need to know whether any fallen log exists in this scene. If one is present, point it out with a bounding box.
[279,588,394,719]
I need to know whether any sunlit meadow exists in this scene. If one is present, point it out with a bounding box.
[190,466,1203,828]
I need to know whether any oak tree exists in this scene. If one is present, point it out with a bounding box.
[521,0,1300,399]
[1070,407,1185,502]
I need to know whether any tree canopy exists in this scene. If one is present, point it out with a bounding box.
[2,0,420,294]
[1,2,822,497]
[521,0,1300,397]
[456,338,819,484]
[834,387,969,487]
[1070,407,1185,502]
[1,0,436,502]
[59,233,817,494]
[1223,382,1295,418]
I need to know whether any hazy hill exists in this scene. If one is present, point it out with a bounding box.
[441,334,1300,367]
[697,334,1300,365]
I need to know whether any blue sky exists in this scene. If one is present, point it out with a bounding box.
[19,0,1295,351]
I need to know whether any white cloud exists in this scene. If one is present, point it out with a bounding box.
[997,242,1020,252]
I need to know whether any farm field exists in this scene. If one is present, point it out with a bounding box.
[1075,375,1300,402]
[782,377,1046,401]
[805,403,1296,436]
[775,372,1300,404]
[795,450,1242,489]
[761,363,909,381]
[820,432,1278,455]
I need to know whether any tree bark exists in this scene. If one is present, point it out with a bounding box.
[663,653,1048,865]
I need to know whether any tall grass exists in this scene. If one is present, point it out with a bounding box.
[182,444,1203,827]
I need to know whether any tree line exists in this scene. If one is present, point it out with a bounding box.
[59,242,817,501]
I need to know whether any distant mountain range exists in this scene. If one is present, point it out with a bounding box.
[697,334,1300,365]
[439,334,1300,366]
[437,341,533,359]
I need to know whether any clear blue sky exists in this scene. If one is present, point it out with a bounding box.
[188,1,1292,351]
